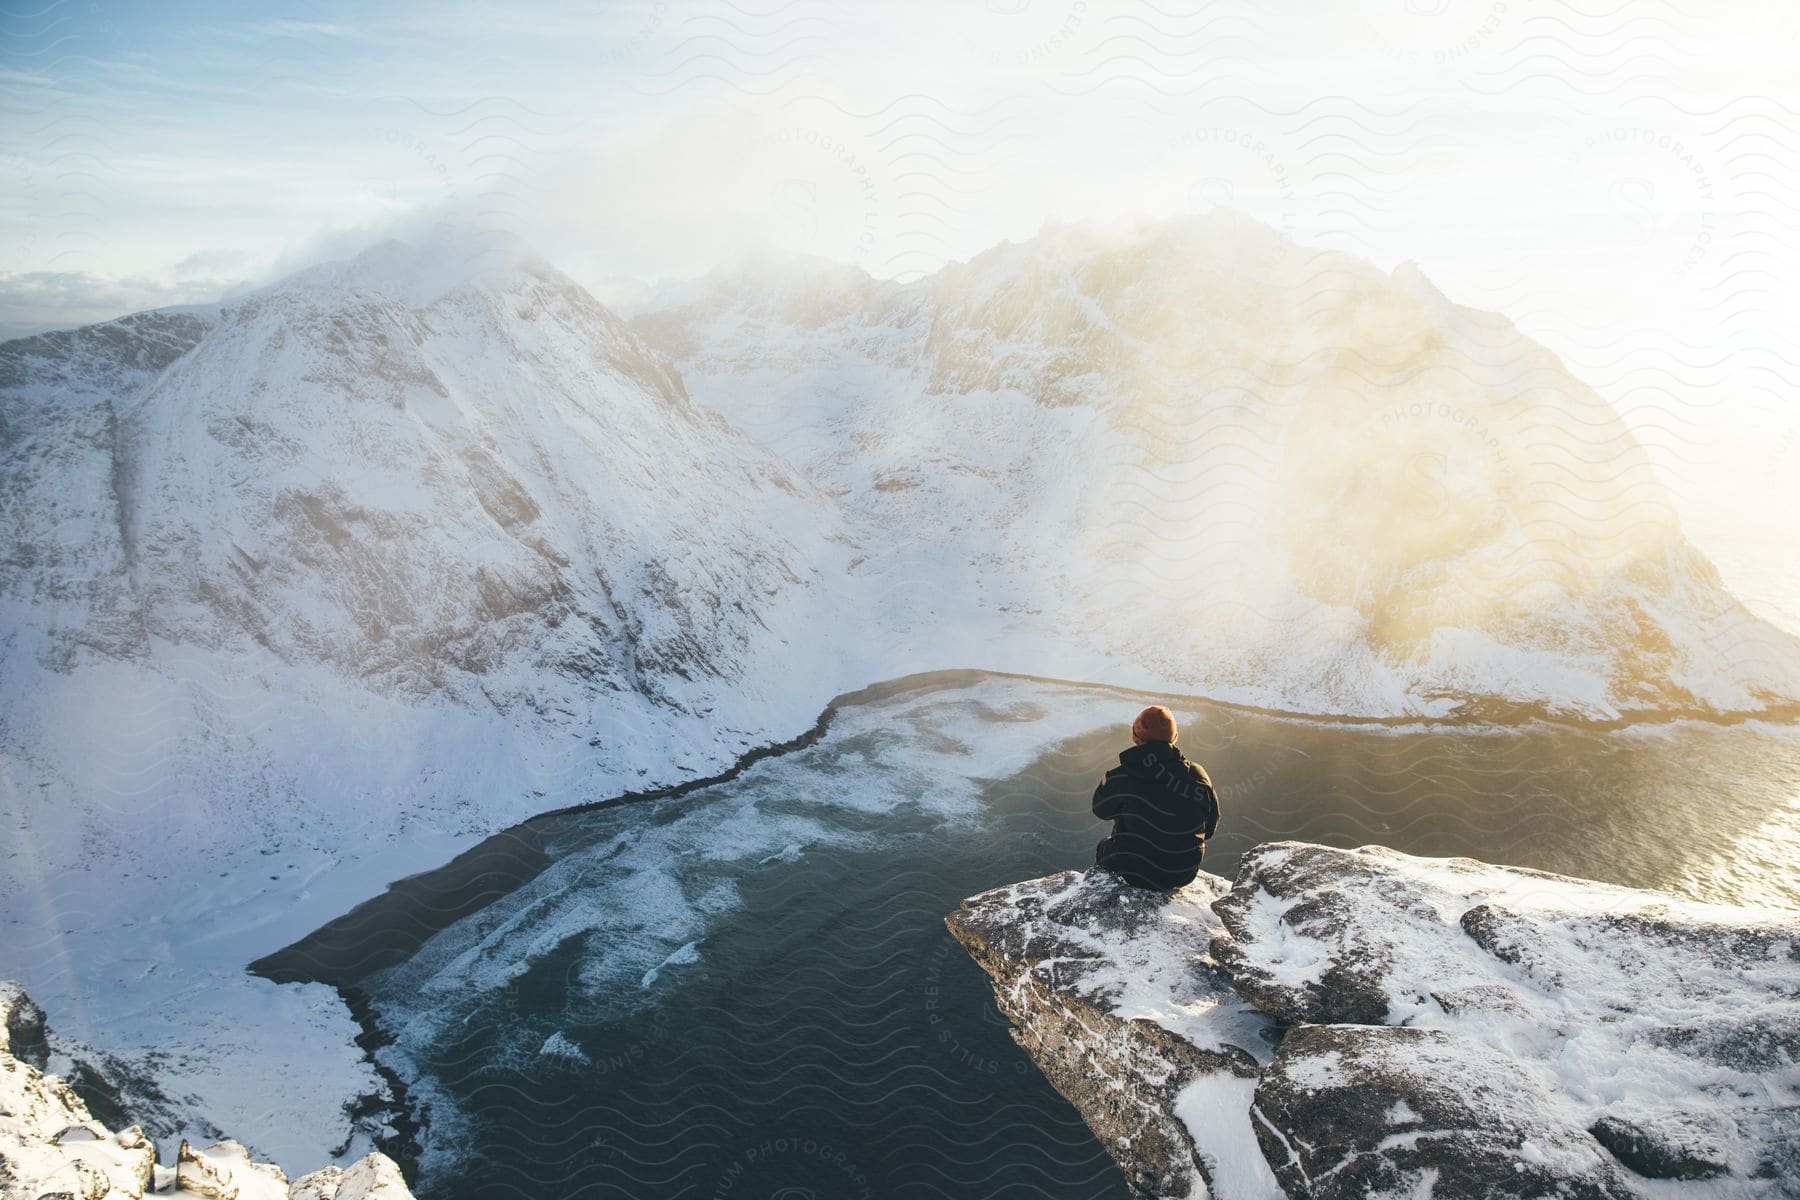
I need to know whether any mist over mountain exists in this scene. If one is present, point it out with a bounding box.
[637,210,1800,717]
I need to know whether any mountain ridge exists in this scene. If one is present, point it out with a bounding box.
[632,207,1800,718]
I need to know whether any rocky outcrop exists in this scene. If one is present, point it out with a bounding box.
[946,843,1800,1198]
[0,986,220,1152]
[945,869,1281,1198]
[1249,1024,1637,1199]
[0,983,413,1200]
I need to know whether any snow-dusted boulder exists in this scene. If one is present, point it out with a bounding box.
[1216,843,1800,1191]
[288,1153,413,1199]
[947,843,1800,1198]
[945,868,1283,1199]
[1250,1024,1637,1198]
[0,982,415,1200]
[175,1137,292,1197]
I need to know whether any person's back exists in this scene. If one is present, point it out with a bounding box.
[1091,705,1219,891]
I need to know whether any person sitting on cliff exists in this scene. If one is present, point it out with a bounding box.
[1091,705,1220,891]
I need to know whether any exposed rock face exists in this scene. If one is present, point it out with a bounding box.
[1251,1025,1636,1199]
[0,982,413,1200]
[947,843,1800,1198]
[177,1136,285,1198]
[945,868,1282,1199]
[0,985,49,1072]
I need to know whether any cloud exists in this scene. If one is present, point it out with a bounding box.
[0,199,553,341]
[255,200,477,282]
[171,248,253,279]
[0,270,238,341]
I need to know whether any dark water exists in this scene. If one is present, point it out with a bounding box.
[353,674,1800,1199]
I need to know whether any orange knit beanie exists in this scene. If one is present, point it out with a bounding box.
[1132,705,1177,744]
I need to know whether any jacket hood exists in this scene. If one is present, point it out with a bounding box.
[1119,740,1182,770]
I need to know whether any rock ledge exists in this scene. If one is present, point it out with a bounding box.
[946,843,1800,1199]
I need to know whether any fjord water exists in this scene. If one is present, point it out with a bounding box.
[355,674,1800,1199]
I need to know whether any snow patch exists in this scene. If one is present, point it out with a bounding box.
[640,941,702,989]
[536,1031,591,1065]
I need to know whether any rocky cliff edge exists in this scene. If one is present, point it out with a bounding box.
[945,843,1800,1199]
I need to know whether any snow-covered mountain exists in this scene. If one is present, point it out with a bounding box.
[3,214,1798,1176]
[6,239,841,711]
[0,239,867,1173]
[636,210,1800,717]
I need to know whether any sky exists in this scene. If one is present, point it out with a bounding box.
[2,0,1798,623]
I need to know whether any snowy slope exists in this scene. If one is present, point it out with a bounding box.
[637,209,1800,718]
[0,240,868,1172]
[22,238,840,705]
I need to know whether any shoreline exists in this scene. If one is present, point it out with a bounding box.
[256,664,1799,987]
[332,984,426,1179]
[246,669,977,1189]
[250,669,961,989]
[247,665,1800,1188]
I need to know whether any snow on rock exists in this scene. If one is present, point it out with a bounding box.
[1251,1025,1637,1198]
[0,981,415,1199]
[944,868,1282,1199]
[0,981,231,1163]
[287,1153,414,1199]
[948,843,1800,1198]
[0,982,156,1199]
[175,1137,291,1197]
[535,1032,590,1066]
[1215,842,1800,1192]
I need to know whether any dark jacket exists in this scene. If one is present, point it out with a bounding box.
[1092,740,1220,891]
